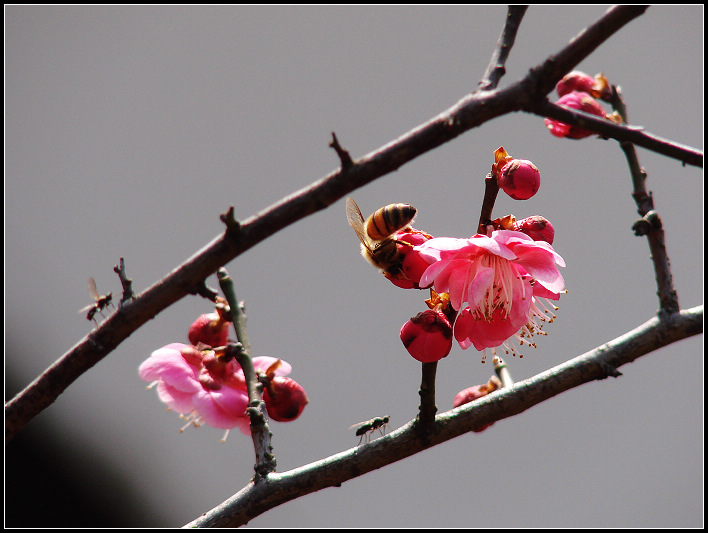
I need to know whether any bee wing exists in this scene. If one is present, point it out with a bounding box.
[78,304,95,313]
[345,198,371,248]
[348,419,372,430]
[87,276,99,300]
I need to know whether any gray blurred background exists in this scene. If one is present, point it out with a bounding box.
[5,5,702,527]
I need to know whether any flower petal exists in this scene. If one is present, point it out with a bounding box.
[192,387,250,429]
[138,343,202,393]
[252,356,292,377]
[155,381,196,414]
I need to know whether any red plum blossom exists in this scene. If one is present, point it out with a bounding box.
[415,230,565,356]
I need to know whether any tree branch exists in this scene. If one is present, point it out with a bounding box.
[527,99,703,168]
[3,3,684,443]
[184,305,703,527]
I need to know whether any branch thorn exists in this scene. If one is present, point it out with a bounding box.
[113,257,135,304]
[220,207,242,240]
[329,132,354,169]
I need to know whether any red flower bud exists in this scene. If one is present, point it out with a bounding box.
[497,159,541,200]
[556,71,610,100]
[188,312,230,348]
[545,91,608,139]
[384,229,434,289]
[400,309,453,363]
[452,376,502,432]
[513,215,555,245]
[263,376,309,422]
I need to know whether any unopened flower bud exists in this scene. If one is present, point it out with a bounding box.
[513,215,555,244]
[385,229,434,289]
[400,309,453,363]
[556,71,596,97]
[545,91,608,139]
[452,376,502,432]
[263,376,309,422]
[188,312,230,348]
[556,71,610,101]
[497,159,541,200]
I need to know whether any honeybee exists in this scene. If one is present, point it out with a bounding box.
[350,415,390,444]
[79,277,114,322]
[345,197,417,277]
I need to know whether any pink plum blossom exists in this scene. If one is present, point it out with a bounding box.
[415,230,565,356]
[139,343,294,435]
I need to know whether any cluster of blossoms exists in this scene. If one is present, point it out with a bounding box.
[394,148,566,365]
[139,298,308,439]
[544,71,621,139]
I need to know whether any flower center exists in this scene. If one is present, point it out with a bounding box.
[475,254,523,321]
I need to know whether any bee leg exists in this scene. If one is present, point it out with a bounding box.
[392,239,414,248]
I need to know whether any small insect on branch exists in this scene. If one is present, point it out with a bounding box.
[79,276,114,324]
[350,415,390,445]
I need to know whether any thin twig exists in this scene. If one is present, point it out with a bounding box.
[610,87,680,315]
[217,268,276,477]
[113,257,135,304]
[329,132,354,169]
[478,5,528,91]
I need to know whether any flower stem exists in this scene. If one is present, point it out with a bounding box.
[217,268,251,356]
[494,356,514,388]
[417,361,438,439]
[477,173,500,235]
